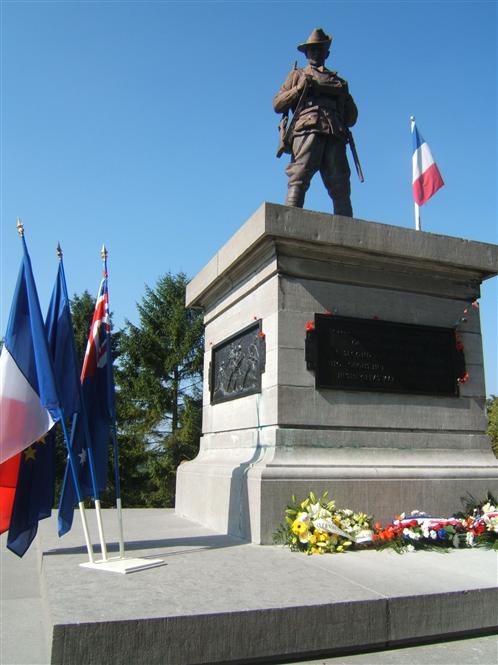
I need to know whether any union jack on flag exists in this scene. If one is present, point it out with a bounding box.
[81,273,110,379]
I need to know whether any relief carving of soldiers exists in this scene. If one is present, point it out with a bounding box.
[273,28,359,217]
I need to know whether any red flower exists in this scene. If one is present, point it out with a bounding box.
[457,372,469,384]
[471,300,480,310]
[305,321,315,331]
[258,331,265,339]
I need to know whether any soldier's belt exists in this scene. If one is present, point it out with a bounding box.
[304,98,338,111]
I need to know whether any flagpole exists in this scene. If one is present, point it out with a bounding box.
[414,202,421,231]
[410,116,422,231]
[58,411,95,563]
[57,245,108,561]
[101,245,125,558]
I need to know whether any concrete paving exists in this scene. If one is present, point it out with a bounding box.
[0,509,497,664]
[1,531,50,665]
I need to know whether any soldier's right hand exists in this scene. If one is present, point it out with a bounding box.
[296,74,312,94]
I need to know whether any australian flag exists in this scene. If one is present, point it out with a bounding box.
[58,271,114,536]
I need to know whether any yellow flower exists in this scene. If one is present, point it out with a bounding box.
[310,546,322,555]
[343,540,352,548]
[291,520,308,536]
[336,545,344,552]
[309,533,318,545]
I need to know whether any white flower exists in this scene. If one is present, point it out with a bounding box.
[296,512,310,524]
[404,528,421,540]
[308,503,320,518]
[430,530,437,539]
[481,502,495,515]
[466,532,475,547]
[483,516,498,533]
[342,509,353,517]
[421,524,430,538]
[308,503,332,520]
[405,544,415,552]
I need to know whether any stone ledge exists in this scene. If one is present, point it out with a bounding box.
[186,203,498,309]
[31,510,498,665]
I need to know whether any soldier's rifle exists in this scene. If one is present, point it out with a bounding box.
[276,73,312,158]
[347,129,365,183]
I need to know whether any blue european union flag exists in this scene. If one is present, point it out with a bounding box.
[6,436,55,557]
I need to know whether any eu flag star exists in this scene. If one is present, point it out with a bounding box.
[24,446,37,462]
[78,448,87,466]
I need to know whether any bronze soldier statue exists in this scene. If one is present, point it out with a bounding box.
[273,28,358,216]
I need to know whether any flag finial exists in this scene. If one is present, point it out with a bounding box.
[16,217,24,237]
[56,242,63,260]
[101,244,108,260]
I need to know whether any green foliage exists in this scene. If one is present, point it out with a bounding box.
[486,396,498,458]
[116,272,204,507]
[70,290,97,366]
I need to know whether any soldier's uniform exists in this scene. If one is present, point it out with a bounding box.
[273,30,358,216]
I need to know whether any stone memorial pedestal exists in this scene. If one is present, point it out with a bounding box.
[176,203,498,544]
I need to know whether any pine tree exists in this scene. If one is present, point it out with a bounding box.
[117,272,204,506]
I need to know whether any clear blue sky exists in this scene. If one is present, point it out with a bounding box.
[1,1,497,394]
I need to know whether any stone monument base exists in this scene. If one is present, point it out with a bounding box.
[8,510,497,665]
[176,204,498,544]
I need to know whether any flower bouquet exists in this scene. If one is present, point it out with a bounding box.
[457,495,498,550]
[273,491,373,554]
[372,512,466,552]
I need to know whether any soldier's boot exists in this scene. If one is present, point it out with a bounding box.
[332,196,353,217]
[285,186,306,208]
[325,177,353,217]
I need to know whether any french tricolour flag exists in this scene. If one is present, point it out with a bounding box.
[411,119,444,206]
[0,234,60,465]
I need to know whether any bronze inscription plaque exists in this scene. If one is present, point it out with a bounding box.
[306,314,464,396]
